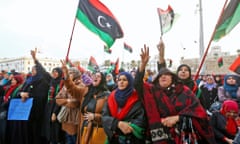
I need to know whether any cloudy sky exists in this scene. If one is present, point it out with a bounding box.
[0,0,239,66]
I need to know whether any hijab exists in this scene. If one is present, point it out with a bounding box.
[25,66,43,85]
[223,74,239,98]
[115,72,134,107]
[203,75,217,91]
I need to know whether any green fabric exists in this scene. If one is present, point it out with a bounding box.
[213,1,240,41]
[129,123,145,139]
[76,9,114,48]
[104,123,145,144]
[196,88,202,98]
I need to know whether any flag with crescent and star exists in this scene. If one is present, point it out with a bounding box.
[76,0,124,48]
[157,5,178,35]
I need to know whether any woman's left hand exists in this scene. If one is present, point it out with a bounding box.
[161,115,179,127]
[83,112,95,122]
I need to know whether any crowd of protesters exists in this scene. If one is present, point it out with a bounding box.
[0,41,240,144]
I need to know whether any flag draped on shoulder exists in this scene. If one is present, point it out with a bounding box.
[123,42,133,53]
[76,0,124,48]
[213,0,240,41]
[87,56,99,72]
[229,56,240,74]
[157,5,177,35]
[217,57,223,67]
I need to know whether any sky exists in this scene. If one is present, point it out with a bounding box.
[0,0,240,67]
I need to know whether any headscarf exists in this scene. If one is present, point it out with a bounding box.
[220,100,238,135]
[115,72,134,107]
[4,75,24,102]
[203,75,217,91]
[152,67,178,87]
[176,64,196,91]
[223,74,239,98]
[220,100,239,115]
[25,66,43,85]
[68,67,81,80]
[81,74,93,86]
[106,73,115,86]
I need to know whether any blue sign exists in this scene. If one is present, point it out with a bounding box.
[7,98,33,120]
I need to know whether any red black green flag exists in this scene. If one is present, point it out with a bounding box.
[87,56,99,72]
[213,0,240,41]
[123,42,133,53]
[217,57,223,67]
[114,57,119,75]
[229,56,240,74]
[76,0,124,48]
[157,5,176,35]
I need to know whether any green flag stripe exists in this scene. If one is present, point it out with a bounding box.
[76,9,114,48]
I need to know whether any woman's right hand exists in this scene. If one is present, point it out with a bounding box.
[60,59,68,79]
[139,45,150,72]
[118,121,133,134]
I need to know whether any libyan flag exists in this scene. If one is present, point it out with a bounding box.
[157,5,178,35]
[229,56,240,74]
[76,0,124,48]
[217,57,223,67]
[123,42,133,53]
[87,56,99,72]
[213,0,240,41]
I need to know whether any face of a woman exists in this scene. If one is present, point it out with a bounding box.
[177,66,190,80]
[225,110,238,119]
[51,70,60,79]
[11,78,17,86]
[207,77,214,84]
[117,75,128,90]
[92,72,102,86]
[158,74,172,88]
[226,76,236,85]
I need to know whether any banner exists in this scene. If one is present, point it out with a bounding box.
[7,98,33,120]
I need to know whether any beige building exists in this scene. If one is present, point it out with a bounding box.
[0,57,61,73]
[180,46,239,75]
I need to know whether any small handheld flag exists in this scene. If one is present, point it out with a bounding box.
[157,5,177,35]
[123,42,133,53]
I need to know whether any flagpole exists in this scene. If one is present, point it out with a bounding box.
[194,0,229,81]
[66,17,77,60]
[157,8,163,37]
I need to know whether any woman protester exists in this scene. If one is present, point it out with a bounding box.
[134,45,216,144]
[102,71,147,144]
[55,67,82,144]
[30,48,65,144]
[7,58,49,144]
[199,75,218,111]
[218,74,240,103]
[0,74,24,144]
[210,100,239,144]
[157,38,198,94]
[61,60,110,144]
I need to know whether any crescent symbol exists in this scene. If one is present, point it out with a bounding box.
[97,16,106,28]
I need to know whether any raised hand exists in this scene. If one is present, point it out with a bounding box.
[30,47,37,61]
[60,59,68,79]
[139,44,150,72]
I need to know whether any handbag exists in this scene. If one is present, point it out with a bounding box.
[180,117,198,144]
[57,106,68,122]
